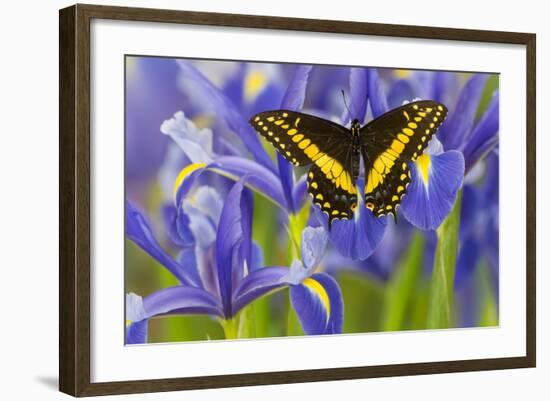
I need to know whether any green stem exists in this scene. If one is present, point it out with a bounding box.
[427,190,463,329]
[222,318,239,340]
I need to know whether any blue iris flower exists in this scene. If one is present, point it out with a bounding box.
[126,177,343,343]
[367,69,498,231]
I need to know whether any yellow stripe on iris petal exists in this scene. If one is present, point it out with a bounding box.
[244,71,267,104]
[173,163,207,204]
[416,153,431,185]
[303,278,330,318]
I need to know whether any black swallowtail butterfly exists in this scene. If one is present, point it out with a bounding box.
[249,100,447,229]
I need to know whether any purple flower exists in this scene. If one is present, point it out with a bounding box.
[125,178,343,343]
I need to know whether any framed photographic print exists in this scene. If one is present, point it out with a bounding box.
[59,3,536,397]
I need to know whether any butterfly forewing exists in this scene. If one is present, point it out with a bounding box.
[360,100,447,218]
[249,110,353,166]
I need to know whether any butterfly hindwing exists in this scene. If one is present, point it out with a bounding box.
[249,110,352,167]
[306,152,359,228]
[363,158,412,218]
[361,100,447,219]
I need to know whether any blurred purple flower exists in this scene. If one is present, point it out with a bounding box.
[126,178,343,343]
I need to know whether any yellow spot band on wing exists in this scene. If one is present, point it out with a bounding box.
[417,153,431,185]
[173,163,207,204]
[303,278,330,318]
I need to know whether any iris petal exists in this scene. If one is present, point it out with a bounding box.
[301,226,328,270]
[173,158,288,211]
[232,266,290,313]
[215,178,250,318]
[401,150,465,230]
[160,111,214,164]
[462,92,499,172]
[176,60,275,172]
[289,272,343,335]
[437,74,489,150]
[143,286,223,318]
[315,188,387,261]
[278,65,313,213]
[367,68,389,118]
[126,320,148,345]
[125,201,199,286]
[348,67,368,123]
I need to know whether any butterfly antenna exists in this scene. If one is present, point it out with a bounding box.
[341,89,353,119]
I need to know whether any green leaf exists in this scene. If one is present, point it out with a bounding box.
[427,190,463,329]
[381,231,425,331]
[477,262,499,327]
[338,272,385,333]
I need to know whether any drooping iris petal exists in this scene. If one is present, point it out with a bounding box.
[125,292,149,344]
[289,272,343,335]
[125,201,199,286]
[176,60,275,172]
[173,159,287,211]
[313,273,343,334]
[215,178,249,318]
[315,188,387,261]
[126,321,148,344]
[277,65,313,213]
[401,150,465,230]
[160,111,214,164]
[142,286,223,318]
[367,68,389,118]
[462,92,499,172]
[232,266,290,313]
[301,226,328,270]
[124,287,223,343]
[437,74,488,150]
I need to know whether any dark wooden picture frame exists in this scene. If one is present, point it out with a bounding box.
[59,3,536,397]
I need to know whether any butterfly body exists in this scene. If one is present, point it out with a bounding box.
[249,100,448,229]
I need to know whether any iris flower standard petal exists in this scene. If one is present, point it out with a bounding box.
[215,177,251,318]
[160,111,214,164]
[343,67,368,124]
[462,92,499,172]
[176,60,275,172]
[125,201,199,287]
[301,226,329,270]
[277,65,313,213]
[437,74,488,150]
[401,148,465,231]
[367,68,389,118]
